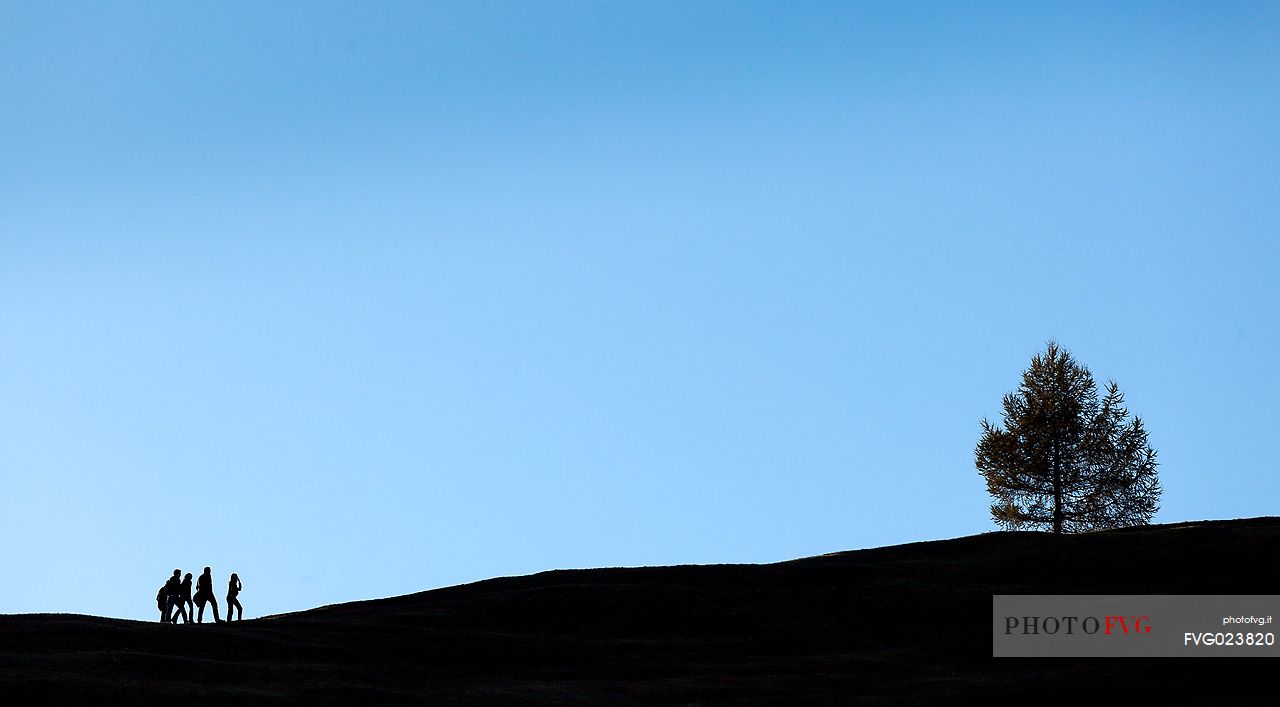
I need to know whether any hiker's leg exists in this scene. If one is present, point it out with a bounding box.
[211,597,222,622]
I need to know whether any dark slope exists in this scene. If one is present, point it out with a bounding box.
[4,518,1280,705]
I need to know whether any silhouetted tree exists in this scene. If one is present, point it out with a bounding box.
[976,342,1160,533]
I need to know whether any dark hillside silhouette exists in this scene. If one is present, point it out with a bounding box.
[3,518,1280,704]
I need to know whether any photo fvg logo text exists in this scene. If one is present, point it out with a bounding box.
[1003,614,1151,636]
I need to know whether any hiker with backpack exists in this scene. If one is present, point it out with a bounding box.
[194,566,224,623]
[163,569,189,624]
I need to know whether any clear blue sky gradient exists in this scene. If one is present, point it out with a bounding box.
[2,2,1277,620]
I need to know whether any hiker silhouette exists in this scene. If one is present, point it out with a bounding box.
[194,566,224,623]
[227,572,243,621]
[176,573,194,624]
[163,569,189,624]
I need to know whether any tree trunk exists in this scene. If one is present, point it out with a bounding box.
[1052,441,1063,534]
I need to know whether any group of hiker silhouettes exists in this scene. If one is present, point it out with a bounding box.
[158,566,244,624]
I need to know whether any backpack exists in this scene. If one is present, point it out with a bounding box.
[156,586,166,610]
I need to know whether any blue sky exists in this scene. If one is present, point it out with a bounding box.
[2,1,1277,621]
